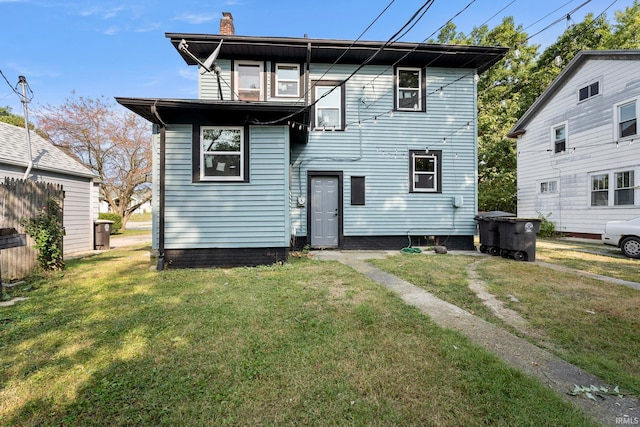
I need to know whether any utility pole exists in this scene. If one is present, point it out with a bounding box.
[18,76,33,180]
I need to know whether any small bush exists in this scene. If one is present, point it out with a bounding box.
[98,213,122,234]
[20,197,65,271]
[537,212,556,237]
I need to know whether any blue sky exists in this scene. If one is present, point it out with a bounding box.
[0,0,635,117]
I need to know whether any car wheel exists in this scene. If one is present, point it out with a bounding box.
[620,236,640,259]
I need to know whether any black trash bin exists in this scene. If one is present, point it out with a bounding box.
[94,220,114,250]
[495,217,542,262]
[474,211,516,256]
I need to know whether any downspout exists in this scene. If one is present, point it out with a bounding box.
[19,76,33,180]
[151,101,166,270]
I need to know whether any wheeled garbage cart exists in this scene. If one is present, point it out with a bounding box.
[495,217,541,262]
[474,211,516,256]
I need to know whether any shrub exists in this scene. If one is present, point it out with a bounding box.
[536,211,556,237]
[20,197,65,271]
[98,213,122,234]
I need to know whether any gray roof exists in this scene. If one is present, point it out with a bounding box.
[0,121,96,179]
[507,49,640,138]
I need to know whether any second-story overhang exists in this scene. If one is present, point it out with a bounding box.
[166,34,508,74]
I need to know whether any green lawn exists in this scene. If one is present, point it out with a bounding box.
[0,246,595,426]
[371,249,640,397]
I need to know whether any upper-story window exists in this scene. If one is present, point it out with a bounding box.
[578,81,599,102]
[313,81,344,130]
[618,100,637,139]
[553,123,566,153]
[396,67,424,111]
[274,63,300,98]
[409,150,442,193]
[235,61,263,101]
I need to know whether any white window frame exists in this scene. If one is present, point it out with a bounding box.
[613,98,638,142]
[589,168,638,207]
[614,170,635,206]
[234,61,263,101]
[578,79,600,102]
[200,126,245,182]
[313,83,342,130]
[274,63,300,98]
[539,180,558,194]
[396,67,423,111]
[551,121,568,154]
[410,150,441,193]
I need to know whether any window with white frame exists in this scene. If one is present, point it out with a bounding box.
[578,81,599,102]
[553,124,566,153]
[200,126,245,181]
[618,101,637,139]
[274,63,300,97]
[235,62,263,101]
[409,150,442,193]
[615,170,635,205]
[396,67,423,111]
[313,82,343,130]
[540,180,558,194]
[590,174,609,206]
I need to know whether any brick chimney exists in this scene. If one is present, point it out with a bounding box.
[220,12,234,35]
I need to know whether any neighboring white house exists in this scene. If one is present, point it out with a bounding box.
[507,50,640,238]
[0,121,99,254]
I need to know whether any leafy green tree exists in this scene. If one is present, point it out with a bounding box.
[0,106,26,128]
[605,0,640,49]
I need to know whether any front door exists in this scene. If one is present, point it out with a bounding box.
[310,176,339,248]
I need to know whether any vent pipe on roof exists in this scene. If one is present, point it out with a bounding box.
[220,12,234,35]
[18,76,33,180]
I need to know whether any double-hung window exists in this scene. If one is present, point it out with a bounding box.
[590,174,609,206]
[553,124,566,153]
[200,126,245,181]
[396,67,423,111]
[274,64,300,97]
[615,170,635,205]
[618,101,637,139]
[313,81,343,130]
[409,150,441,193]
[235,61,263,101]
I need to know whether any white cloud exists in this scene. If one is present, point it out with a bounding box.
[135,22,161,33]
[103,26,120,36]
[178,68,198,81]
[78,5,126,19]
[172,13,217,25]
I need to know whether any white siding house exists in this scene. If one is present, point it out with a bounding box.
[0,121,98,255]
[117,13,507,268]
[508,50,640,238]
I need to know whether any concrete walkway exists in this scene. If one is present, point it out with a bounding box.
[312,250,639,427]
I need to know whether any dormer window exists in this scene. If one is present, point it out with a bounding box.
[235,61,263,101]
[578,81,599,102]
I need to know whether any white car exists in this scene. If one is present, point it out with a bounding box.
[602,217,640,259]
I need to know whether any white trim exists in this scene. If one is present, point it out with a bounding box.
[200,126,245,181]
[234,60,264,101]
[550,121,568,154]
[274,63,300,98]
[396,67,422,111]
[577,78,601,103]
[314,84,342,130]
[613,97,638,142]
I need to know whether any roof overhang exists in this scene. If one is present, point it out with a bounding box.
[166,33,508,74]
[115,97,310,142]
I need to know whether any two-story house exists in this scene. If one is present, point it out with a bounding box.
[117,13,507,268]
[507,50,640,238]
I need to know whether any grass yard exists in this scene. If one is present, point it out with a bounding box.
[370,251,640,398]
[0,246,595,426]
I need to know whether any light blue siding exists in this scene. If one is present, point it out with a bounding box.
[160,124,290,249]
[292,65,478,238]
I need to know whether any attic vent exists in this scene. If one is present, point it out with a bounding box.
[220,12,234,35]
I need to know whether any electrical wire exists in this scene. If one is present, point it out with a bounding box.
[0,70,21,98]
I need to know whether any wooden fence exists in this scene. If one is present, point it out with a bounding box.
[0,178,64,280]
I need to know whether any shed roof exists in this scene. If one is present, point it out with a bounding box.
[507,49,640,138]
[0,121,96,179]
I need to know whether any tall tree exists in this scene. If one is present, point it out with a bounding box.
[36,95,152,230]
[605,0,640,49]
[0,106,26,128]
